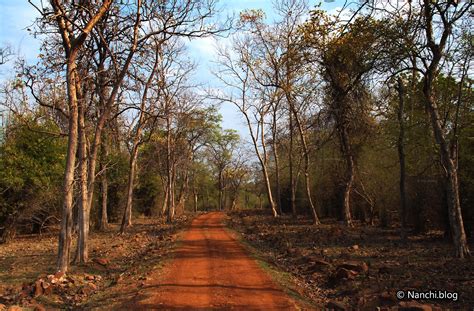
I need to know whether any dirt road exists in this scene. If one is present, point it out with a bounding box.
[129,212,301,310]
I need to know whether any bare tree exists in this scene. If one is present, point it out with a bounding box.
[418,0,471,258]
[213,38,278,217]
[29,0,113,272]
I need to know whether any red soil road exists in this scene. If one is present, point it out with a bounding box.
[129,212,301,310]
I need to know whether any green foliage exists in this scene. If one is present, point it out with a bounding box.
[103,149,130,221]
[0,116,66,240]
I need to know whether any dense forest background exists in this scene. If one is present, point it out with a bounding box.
[0,0,472,275]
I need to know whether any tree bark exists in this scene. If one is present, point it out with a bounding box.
[166,116,175,223]
[421,0,470,258]
[338,120,354,227]
[289,111,296,217]
[99,164,108,230]
[218,169,224,210]
[76,86,90,263]
[161,186,169,217]
[271,106,283,215]
[288,95,320,225]
[193,189,198,212]
[120,145,138,233]
[98,134,109,231]
[120,49,158,233]
[57,56,80,273]
[423,83,469,258]
[258,115,278,217]
[176,170,189,215]
[397,77,408,242]
[50,0,113,272]
[272,140,283,215]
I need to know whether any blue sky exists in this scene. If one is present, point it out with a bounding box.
[186,0,342,138]
[0,0,342,139]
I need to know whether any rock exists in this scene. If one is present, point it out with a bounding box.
[93,258,109,266]
[351,244,359,250]
[398,301,433,311]
[34,280,43,297]
[337,261,368,273]
[326,300,348,310]
[88,283,97,291]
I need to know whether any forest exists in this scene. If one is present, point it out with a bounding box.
[0,0,472,309]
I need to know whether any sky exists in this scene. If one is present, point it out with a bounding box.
[0,0,342,140]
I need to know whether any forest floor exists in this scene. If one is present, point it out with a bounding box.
[227,209,474,310]
[1,210,473,310]
[0,212,310,310]
[0,215,191,310]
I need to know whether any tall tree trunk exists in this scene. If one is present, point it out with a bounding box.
[98,134,109,231]
[420,0,470,258]
[51,0,114,272]
[397,77,408,242]
[338,120,354,227]
[193,189,198,213]
[120,44,160,231]
[57,59,79,273]
[288,96,320,225]
[289,111,296,217]
[121,145,138,233]
[82,1,142,241]
[166,118,175,223]
[223,185,227,210]
[176,171,189,215]
[169,163,176,221]
[161,186,169,217]
[231,195,237,210]
[273,144,283,215]
[271,107,283,215]
[77,93,90,263]
[423,81,470,258]
[218,170,224,210]
[99,163,108,231]
[238,102,277,217]
[259,117,278,217]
